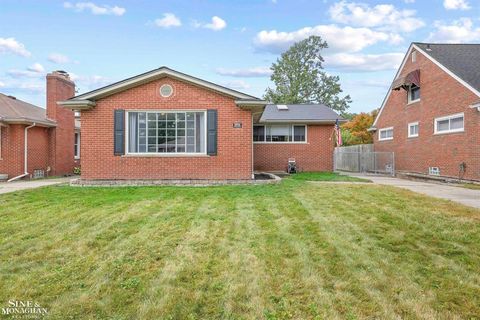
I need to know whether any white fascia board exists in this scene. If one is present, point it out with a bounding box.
[57,100,96,110]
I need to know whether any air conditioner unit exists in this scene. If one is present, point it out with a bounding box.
[428,167,440,176]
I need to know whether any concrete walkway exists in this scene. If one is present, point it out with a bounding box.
[345,173,480,209]
[0,177,71,195]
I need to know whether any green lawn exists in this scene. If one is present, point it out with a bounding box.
[0,179,479,319]
[289,171,371,182]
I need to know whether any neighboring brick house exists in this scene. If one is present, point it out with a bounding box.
[254,104,342,172]
[371,43,480,181]
[59,67,342,181]
[0,71,79,181]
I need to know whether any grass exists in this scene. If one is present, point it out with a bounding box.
[461,183,480,190]
[289,171,371,182]
[0,179,479,319]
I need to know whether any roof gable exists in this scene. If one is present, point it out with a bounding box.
[71,66,260,102]
[372,42,480,128]
[414,43,480,94]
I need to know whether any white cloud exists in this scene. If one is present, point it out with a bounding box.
[0,81,5,88]
[254,24,401,54]
[329,1,425,32]
[48,53,71,64]
[404,0,415,3]
[443,0,470,10]
[193,16,227,31]
[27,63,45,73]
[221,80,251,90]
[0,37,31,57]
[154,13,182,28]
[216,66,271,77]
[325,53,404,72]
[63,2,126,16]
[7,63,46,78]
[427,18,480,43]
[70,73,112,91]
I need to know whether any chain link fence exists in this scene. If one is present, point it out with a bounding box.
[334,145,395,176]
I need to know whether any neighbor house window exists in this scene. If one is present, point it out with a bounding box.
[0,126,2,159]
[253,124,307,143]
[408,122,419,138]
[127,111,206,154]
[379,127,394,141]
[74,132,80,159]
[408,84,420,103]
[434,112,464,134]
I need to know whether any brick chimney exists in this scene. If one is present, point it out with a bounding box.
[46,71,76,176]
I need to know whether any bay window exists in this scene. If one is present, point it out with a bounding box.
[253,124,306,143]
[127,111,206,154]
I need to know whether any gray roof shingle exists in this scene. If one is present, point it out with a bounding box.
[415,43,480,92]
[0,93,56,126]
[259,104,344,123]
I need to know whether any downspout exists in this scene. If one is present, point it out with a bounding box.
[8,123,36,182]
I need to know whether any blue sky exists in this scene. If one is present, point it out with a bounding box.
[1,0,479,113]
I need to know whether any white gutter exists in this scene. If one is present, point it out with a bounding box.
[8,123,36,182]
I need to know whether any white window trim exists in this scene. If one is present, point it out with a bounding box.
[74,131,80,159]
[253,124,308,144]
[378,127,394,141]
[407,85,420,104]
[0,126,2,160]
[125,110,208,156]
[434,112,465,135]
[407,122,419,138]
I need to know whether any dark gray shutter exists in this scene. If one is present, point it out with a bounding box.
[114,109,125,155]
[207,109,217,156]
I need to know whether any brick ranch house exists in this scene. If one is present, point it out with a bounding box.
[371,43,480,181]
[0,71,80,181]
[58,67,343,182]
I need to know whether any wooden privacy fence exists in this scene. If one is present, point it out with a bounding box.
[334,144,395,176]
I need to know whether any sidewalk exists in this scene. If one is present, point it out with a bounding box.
[344,173,480,209]
[0,177,71,195]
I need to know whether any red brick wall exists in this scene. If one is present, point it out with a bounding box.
[47,72,76,176]
[0,125,50,179]
[80,77,253,180]
[374,48,480,181]
[254,125,335,172]
[0,125,24,178]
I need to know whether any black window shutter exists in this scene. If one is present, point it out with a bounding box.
[207,109,217,156]
[114,109,125,155]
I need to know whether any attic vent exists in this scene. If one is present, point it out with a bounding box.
[7,95,16,100]
[276,104,288,111]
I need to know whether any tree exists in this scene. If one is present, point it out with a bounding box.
[341,109,378,145]
[264,36,352,114]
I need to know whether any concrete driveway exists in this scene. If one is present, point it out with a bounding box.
[345,173,480,209]
[0,177,71,195]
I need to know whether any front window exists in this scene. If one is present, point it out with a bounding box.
[434,113,464,134]
[379,127,394,141]
[127,111,206,154]
[408,85,420,103]
[74,132,80,159]
[253,124,306,143]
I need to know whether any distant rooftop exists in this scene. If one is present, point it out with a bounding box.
[259,104,344,123]
[0,93,55,126]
